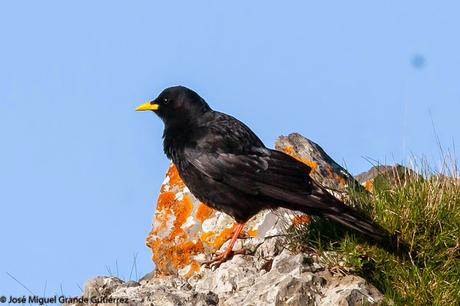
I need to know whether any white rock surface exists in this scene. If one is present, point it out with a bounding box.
[66,238,383,306]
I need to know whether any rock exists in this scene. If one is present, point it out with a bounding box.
[275,133,365,198]
[138,271,156,285]
[82,276,124,299]
[66,240,383,306]
[355,164,420,192]
[145,167,306,277]
[320,275,383,306]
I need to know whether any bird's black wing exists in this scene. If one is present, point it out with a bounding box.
[184,148,314,201]
[185,111,320,209]
[185,147,389,240]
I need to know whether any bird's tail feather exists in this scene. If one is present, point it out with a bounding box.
[323,208,388,241]
[300,184,389,242]
[292,184,412,256]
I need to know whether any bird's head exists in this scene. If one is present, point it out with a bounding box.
[136,86,211,128]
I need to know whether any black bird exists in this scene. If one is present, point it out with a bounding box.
[136,86,390,265]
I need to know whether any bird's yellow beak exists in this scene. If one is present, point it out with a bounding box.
[136,102,159,111]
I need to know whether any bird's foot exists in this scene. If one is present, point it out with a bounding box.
[203,248,248,269]
[202,223,248,269]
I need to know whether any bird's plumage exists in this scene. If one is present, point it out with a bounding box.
[140,86,389,242]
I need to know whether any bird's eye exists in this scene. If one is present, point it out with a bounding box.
[163,98,169,104]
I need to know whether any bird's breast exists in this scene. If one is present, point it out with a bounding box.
[173,158,215,204]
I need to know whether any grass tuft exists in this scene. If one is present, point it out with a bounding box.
[288,157,460,305]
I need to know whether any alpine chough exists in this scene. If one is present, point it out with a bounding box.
[136,86,390,266]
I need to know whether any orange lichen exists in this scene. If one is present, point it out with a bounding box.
[156,191,176,210]
[168,194,193,240]
[247,228,258,238]
[281,145,317,173]
[145,235,155,249]
[148,214,167,238]
[151,191,193,238]
[184,261,201,278]
[303,159,318,172]
[169,226,188,242]
[196,203,214,223]
[364,180,373,192]
[200,231,216,243]
[335,174,347,186]
[169,240,203,267]
[166,164,185,188]
[149,191,176,236]
[200,225,237,249]
[211,226,237,248]
[292,214,311,225]
[173,195,193,225]
[282,145,295,156]
[147,184,206,276]
[149,238,205,275]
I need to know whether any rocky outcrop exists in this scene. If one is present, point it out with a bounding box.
[70,237,383,305]
[275,133,365,198]
[355,164,420,191]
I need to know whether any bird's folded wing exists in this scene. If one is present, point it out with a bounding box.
[185,148,314,201]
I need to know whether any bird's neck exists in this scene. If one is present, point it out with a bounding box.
[162,126,193,162]
[162,110,210,161]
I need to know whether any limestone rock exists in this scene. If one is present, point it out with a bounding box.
[355,164,420,192]
[82,277,124,299]
[66,239,383,306]
[145,166,306,277]
[321,275,384,306]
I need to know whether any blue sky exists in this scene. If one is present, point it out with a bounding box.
[1,0,459,296]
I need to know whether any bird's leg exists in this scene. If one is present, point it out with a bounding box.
[204,223,246,268]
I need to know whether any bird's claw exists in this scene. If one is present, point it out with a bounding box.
[203,253,229,269]
[203,249,248,269]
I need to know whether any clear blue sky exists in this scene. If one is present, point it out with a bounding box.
[1,0,459,296]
